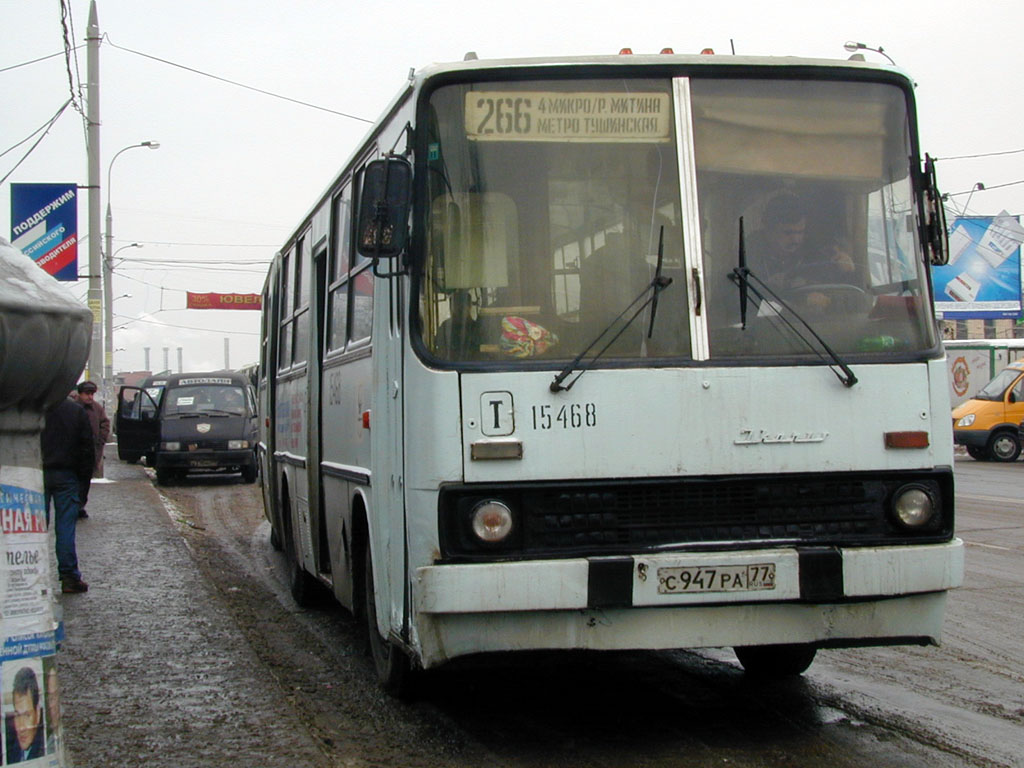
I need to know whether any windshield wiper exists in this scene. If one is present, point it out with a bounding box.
[551,233,672,393]
[729,217,857,388]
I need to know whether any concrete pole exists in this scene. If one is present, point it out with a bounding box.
[224,337,230,369]
[86,1,102,384]
[177,347,183,373]
[144,346,150,371]
[163,347,169,372]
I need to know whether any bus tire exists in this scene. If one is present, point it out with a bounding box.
[734,644,817,677]
[283,493,318,607]
[363,538,413,697]
[986,430,1020,462]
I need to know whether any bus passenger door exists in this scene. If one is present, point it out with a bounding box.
[369,256,407,647]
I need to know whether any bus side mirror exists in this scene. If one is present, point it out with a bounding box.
[923,154,949,266]
[356,157,412,260]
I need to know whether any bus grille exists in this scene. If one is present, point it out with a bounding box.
[438,471,953,560]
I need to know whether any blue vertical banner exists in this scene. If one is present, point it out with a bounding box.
[10,183,79,282]
[932,212,1024,319]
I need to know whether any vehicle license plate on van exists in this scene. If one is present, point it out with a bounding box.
[657,563,776,594]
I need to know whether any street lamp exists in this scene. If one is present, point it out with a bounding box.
[843,41,896,66]
[964,182,985,214]
[103,141,159,410]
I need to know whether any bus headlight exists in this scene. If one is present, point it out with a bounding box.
[161,442,181,451]
[956,413,975,427]
[228,440,250,450]
[891,485,936,528]
[470,500,514,543]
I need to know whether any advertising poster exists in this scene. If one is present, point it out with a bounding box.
[0,467,64,767]
[185,291,262,310]
[932,212,1024,319]
[9,185,79,283]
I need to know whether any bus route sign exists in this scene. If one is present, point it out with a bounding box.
[465,92,671,142]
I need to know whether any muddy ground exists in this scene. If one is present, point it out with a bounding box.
[57,451,1023,767]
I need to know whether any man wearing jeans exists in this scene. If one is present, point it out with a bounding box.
[41,397,94,594]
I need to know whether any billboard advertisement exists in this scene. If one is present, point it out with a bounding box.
[9,183,79,282]
[932,211,1024,319]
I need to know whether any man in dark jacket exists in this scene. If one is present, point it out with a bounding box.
[73,380,109,519]
[41,397,94,593]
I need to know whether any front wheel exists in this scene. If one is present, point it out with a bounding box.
[241,463,257,483]
[966,446,989,461]
[734,644,817,677]
[364,539,413,697]
[986,430,1021,462]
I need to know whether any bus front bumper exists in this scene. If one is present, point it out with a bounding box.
[411,540,964,668]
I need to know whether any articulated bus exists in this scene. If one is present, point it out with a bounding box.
[258,51,963,693]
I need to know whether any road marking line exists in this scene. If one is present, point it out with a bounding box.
[963,540,1013,551]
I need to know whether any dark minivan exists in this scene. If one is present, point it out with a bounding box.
[116,371,258,485]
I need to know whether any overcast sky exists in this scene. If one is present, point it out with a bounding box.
[3,0,1023,381]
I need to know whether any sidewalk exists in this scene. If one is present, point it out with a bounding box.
[56,448,325,767]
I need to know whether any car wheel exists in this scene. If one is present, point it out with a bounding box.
[241,463,257,483]
[986,430,1021,462]
[155,467,173,486]
[966,446,989,461]
[734,644,817,677]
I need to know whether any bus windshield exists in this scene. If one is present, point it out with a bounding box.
[418,75,936,365]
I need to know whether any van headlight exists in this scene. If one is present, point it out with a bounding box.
[228,440,250,450]
[470,500,514,543]
[161,441,181,451]
[891,485,937,528]
[956,413,975,427]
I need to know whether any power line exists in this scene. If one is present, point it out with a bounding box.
[0,48,72,74]
[935,148,1024,162]
[0,98,73,185]
[944,179,1024,197]
[103,37,373,123]
[114,312,260,336]
[130,239,279,248]
[59,0,85,115]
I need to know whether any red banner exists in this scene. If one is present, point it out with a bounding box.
[186,292,262,310]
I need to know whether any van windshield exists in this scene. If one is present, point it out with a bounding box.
[164,385,247,415]
[975,368,1021,401]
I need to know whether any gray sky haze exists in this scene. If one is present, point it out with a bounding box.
[3,0,1022,375]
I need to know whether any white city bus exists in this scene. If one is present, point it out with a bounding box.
[258,51,963,694]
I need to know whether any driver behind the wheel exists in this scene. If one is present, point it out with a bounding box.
[751,194,860,314]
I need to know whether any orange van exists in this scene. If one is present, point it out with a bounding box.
[952,359,1024,461]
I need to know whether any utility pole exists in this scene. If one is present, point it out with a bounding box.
[224,337,230,369]
[86,1,102,384]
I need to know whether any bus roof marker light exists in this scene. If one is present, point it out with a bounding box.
[660,48,674,54]
[619,48,633,55]
[700,48,715,55]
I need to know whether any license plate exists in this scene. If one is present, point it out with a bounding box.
[188,460,218,468]
[657,563,776,594]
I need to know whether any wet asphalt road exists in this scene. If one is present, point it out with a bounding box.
[57,449,1023,767]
